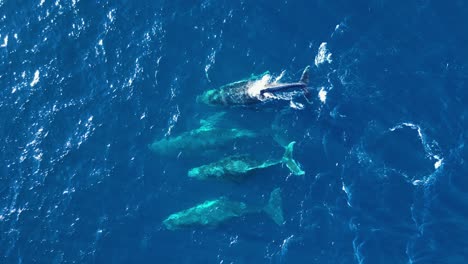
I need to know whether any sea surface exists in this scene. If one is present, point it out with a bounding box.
[1,0,467,263]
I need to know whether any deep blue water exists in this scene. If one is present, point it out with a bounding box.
[1,0,467,263]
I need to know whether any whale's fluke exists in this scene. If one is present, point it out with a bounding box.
[282,141,305,176]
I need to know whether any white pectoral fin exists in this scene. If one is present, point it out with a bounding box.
[273,70,286,84]
[299,66,310,84]
[282,141,305,176]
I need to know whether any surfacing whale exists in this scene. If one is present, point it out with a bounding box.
[197,66,311,107]
[162,188,284,230]
[188,141,305,182]
[149,113,256,156]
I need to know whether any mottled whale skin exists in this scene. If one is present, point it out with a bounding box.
[149,126,255,156]
[198,66,311,107]
[162,188,284,230]
[149,113,256,156]
[188,141,305,182]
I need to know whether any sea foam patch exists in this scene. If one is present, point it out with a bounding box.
[247,74,271,97]
[0,34,7,47]
[315,42,332,67]
[30,70,40,87]
[318,87,327,103]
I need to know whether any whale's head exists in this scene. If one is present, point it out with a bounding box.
[162,216,177,230]
[197,89,227,106]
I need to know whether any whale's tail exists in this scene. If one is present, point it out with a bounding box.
[281,141,305,176]
[263,188,284,225]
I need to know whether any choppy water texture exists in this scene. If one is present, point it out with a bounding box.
[1,1,467,263]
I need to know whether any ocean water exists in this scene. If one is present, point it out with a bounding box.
[1,0,467,263]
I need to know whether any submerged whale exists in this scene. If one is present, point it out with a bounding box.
[163,188,283,230]
[188,141,305,182]
[198,66,311,107]
[149,113,256,156]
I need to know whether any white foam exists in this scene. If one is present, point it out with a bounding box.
[204,48,216,81]
[0,35,8,47]
[30,70,40,87]
[273,70,285,83]
[39,0,45,6]
[165,105,180,137]
[63,187,75,195]
[315,42,332,67]
[247,74,271,97]
[289,101,304,110]
[389,122,424,143]
[433,155,443,169]
[229,235,239,246]
[412,180,424,186]
[318,87,327,103]
[279,235,295,259]
[33,152,43,161]
[390,122,444,182]
[331,22,347,38]
[342,183,352,207]
[107,9,116,22]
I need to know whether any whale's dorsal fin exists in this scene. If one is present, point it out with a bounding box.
[299,66,310,84]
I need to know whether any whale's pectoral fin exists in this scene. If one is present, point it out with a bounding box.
[301,87,313,104]
[282,141,305,176]
[299,66,310,85]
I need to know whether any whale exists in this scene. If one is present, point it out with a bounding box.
[149,113,256,156]
[188,141,305,182]
[162,188,284,230]
[197,66,311,107]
